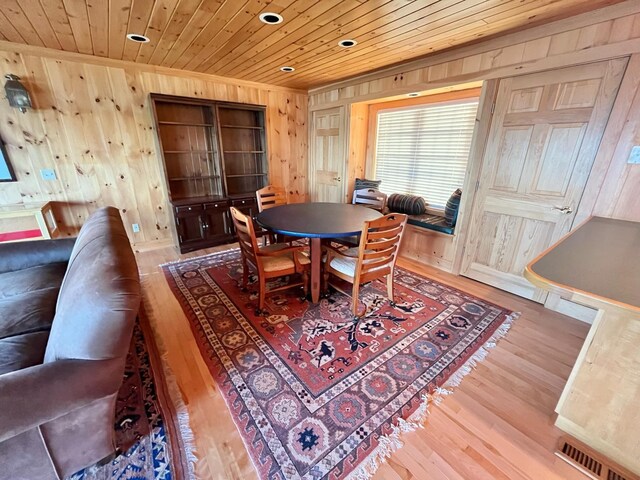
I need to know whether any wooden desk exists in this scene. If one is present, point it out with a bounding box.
[525,217,640,476]
[0,202,59,242]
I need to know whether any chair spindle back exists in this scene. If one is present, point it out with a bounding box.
[230,207,260,266]
[256,185,287,212]
[352,188,387,211]
[356,213,407,282]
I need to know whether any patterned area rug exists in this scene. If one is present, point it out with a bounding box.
[68,312,195,480]
[163,249,517,480]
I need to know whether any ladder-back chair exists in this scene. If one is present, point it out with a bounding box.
[352,188,387,211]
[256,185,287,212]
[230,207,309,312]
[323,213,408,317]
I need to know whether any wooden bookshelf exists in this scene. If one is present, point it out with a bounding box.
[151,94,267,253]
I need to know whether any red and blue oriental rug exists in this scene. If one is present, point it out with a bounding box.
[163,249,517,480]
[69,313,195,480]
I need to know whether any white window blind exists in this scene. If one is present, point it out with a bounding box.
[374,97,479,208]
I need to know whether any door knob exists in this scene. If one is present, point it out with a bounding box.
[333,177,341,182]
[552,206,573,214]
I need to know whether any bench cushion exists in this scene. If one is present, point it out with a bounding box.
[407,214,455,235]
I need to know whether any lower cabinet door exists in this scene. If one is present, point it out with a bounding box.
[203,202,231,242]
[175,210,205,248]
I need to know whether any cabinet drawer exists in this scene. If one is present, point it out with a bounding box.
[231,198,256,208]
[204,200,229,210]
[175,204,203,215]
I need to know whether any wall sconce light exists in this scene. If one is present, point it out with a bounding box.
[4,74,32,113]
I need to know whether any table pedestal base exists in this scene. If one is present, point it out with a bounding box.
[310,237,322,303]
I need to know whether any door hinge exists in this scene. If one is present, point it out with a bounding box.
[475,180,480,192]
[178,234,183,243]
[176,217,180,225]
[490,102,496,115]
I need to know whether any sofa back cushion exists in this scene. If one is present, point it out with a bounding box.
[44,207,140,362]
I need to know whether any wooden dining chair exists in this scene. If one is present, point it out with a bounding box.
[323,213,408,317]
[256,185,287,212]
[332,189,389,248]
[256,184,296,245]
[352,188,387,211]
[230,207,310,313]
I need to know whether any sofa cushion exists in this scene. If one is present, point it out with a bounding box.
[0,331,49,375]
[0,263,66,301]
[387,193,426,215]
[444,188,462,227]
[407,214,455,235]
[0,263,66,340]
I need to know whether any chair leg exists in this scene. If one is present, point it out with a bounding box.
[386,273,394,304]
[258,276,266,312]
[322,269,330,294]
[302,269,309,298]
[241,260,249,290]
[352,282,362,317]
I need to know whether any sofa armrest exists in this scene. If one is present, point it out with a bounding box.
[0,238,76,274]
[0,358,123,443]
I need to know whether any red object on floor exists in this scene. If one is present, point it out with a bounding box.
[0,229,42,242]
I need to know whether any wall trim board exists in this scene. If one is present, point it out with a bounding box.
[309,0,640,96]
[0,40,307,96]
[577,53,640,223]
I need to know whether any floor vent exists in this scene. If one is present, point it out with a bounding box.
[555,437,638,480]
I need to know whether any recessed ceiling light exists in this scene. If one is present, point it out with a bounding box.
[126,33,150,43]
[259,12,283,24]
[338,39,357,48]
[280,66,295,72]
[407,92,420,97]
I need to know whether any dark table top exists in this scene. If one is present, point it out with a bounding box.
[256,203,382,239]
[526,216,640,310]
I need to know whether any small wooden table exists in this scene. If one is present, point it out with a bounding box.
[0,202,59,243]
[525,216,640,476]
[256,203,382,303]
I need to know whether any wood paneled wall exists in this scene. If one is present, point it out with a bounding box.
[0,43,308,248]
[310,0,640,225]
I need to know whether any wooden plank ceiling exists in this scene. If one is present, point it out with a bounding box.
[0,0,626,89]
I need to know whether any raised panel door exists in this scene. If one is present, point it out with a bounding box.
[462,59,627,301]
[309,107,347,203]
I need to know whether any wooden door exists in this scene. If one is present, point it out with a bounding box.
[309,107,347,202]
[462,59,626,301]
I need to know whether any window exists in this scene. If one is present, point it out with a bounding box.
[373,97,479,209]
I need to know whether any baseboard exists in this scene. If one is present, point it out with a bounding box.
[544,293,598,324]
[132,238,175,253]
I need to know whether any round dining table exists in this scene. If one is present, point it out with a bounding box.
[256,203,382,303]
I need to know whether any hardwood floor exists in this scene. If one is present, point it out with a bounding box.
[136,244,590,480]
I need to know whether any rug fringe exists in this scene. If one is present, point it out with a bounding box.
[345,311,519,480]
[159,247,240,268]
[152,328,199,479]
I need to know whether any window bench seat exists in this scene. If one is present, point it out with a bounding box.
[407,213,455,235]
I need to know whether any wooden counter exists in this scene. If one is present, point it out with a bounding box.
[525,216,640,476]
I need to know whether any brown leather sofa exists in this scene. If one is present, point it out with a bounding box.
[0,207,141,479]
